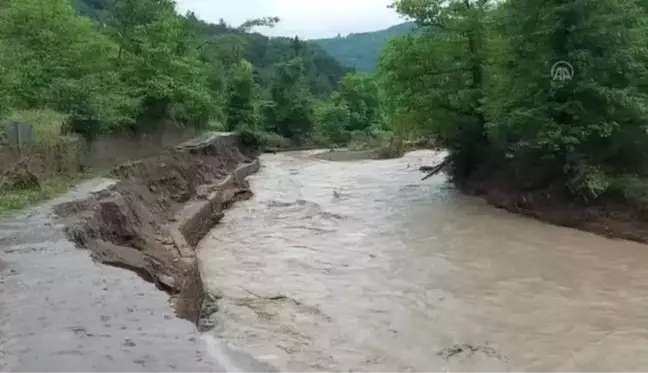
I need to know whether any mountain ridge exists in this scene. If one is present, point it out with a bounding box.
[71,0,351,96]
[311,22,416,72]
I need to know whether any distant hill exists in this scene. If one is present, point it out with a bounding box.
[72,0,351,96]
[311,22,416,72]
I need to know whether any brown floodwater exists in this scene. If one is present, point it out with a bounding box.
[198,149,648,372]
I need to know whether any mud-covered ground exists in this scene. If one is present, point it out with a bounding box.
[54,133,260,323]
[0,179,222,371]
[311,149,379,162]
[0,133,271,372]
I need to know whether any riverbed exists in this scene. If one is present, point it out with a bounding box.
[198,149,648,372]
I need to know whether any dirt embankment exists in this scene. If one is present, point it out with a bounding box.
[53,133,260,325]
[463,178,648,244]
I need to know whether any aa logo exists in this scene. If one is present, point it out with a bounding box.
[551,61,574,82]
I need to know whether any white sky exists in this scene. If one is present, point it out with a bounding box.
[175,0,405,39]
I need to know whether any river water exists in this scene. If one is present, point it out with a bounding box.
[198,150,648,372]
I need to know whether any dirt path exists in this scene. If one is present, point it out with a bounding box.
[0,179,224,371]
[0,133,272,372]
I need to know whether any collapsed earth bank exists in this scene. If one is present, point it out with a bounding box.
[53,133,260,325]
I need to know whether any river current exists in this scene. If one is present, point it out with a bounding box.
[198,150,648,372]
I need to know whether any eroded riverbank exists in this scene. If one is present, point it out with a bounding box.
[54,133,259,323]
[199,149,648,372]
[0,178,221,371]
[0,133,271,372]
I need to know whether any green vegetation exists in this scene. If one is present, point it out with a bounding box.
[7,0,644,214]
[0,173,90,215]
[0,0,397,211]
[313,22,415,72]
[2,110,70,145]
[0,0,410,216]
[375,0,648,205]
[0,0,357,143]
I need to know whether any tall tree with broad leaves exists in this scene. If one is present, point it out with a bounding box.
[0,0,135,137]
[486,0,648,199]
[106,0,214,130]
[264,58,315,141]
[225,59,260,131]
[334,72,381,132]
[382,0,495,180]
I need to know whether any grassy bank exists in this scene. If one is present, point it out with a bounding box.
[0,173,92,215]
[0,110,203,216]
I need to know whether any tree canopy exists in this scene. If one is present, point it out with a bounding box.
[313,22,416,72]
[0,0,361,146]
[378,0,648,202]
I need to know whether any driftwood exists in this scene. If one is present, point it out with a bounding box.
[420,158,450,181]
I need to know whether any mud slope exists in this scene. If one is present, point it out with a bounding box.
[54,133,260,324]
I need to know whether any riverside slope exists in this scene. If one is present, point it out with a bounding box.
[0,133,266,372]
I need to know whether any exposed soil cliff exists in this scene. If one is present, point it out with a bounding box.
[53,133,260,324]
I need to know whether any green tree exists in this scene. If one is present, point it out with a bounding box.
[0,0,107,107]
[0,38,16,116]
[207,34,248,67]
[0,0,354,145]
[106,0,214,130]
[383,0,494,179]
[486,0,648,198]
[225,60,259,130]
[0,0,133,136]
[314,100,351,144]
[334,73,381,132]
[265,58,314,141]
[237,16,280,32]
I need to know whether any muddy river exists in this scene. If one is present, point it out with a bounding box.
[198,150,648,372]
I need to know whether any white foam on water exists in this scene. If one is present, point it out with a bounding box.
[202,334,244,373]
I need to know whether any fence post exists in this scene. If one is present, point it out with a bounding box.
[15,122,23,161]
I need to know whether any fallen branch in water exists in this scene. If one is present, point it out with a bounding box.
[420,158,450,181]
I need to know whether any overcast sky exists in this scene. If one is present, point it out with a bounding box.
[175,0,405,39]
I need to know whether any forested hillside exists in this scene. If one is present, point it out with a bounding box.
[1,0,380,148]
[312,22,415,72]
[6,0,648,223]
[74,0,351,97]
[378,0,648,210]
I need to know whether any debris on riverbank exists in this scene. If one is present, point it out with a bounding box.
[420,158,451,180]
[312,148,380,162]
[53,133,260,324]
[438,343,508,362]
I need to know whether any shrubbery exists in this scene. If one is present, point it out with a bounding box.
[0,0,354,145]
[379,0,648,201]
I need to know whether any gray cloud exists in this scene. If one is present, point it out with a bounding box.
[175,0,404,39]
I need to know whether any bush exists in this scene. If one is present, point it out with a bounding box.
[206,120,226,132]
[609,175,648,210]
[237,128,262,150]
[348,127,393,150]
[565,163,610,202]
[2,109,68,145]
[314,100,351,145]
[258,131,291,149]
